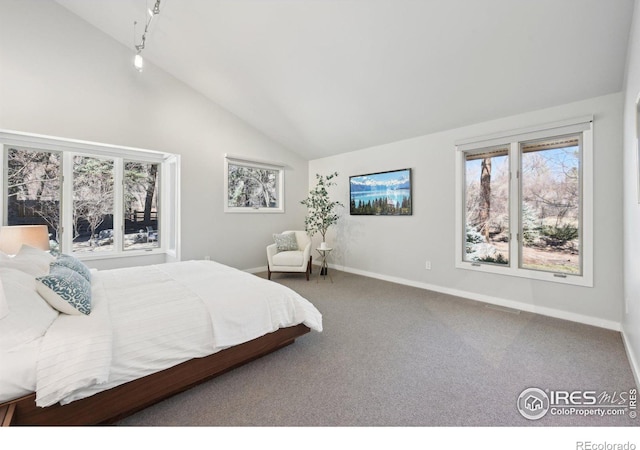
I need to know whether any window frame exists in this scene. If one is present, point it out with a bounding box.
[454,117,593,287]
[68,152,117,255]
[223,154,285,213]
[3,145,63,241]
[0,130,180,261]
[122,159,161,252]
[461,144,511,266]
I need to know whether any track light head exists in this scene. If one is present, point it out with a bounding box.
[134,53,144,72]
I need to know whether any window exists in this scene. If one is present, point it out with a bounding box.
[124,161,160,251]
[455,117,593,286]
[463,146,510,265]
[5,147,61,251]
[224,155,284,213]
[520,135,581,274]
[72,155,114,253]
[1,130,179,260]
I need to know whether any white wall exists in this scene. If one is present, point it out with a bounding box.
[310,93,624,329]
[0,0,308,270]
[623,0,640,385]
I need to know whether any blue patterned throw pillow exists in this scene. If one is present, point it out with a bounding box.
[36,266,92,315]
[51,254,91,282]
[273,232,298,251]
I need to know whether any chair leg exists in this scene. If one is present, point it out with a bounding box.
[267,265,272,280]
[309,255,312,274]
[306,264,309,281]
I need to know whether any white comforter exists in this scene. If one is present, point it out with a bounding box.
[35,260,322,407]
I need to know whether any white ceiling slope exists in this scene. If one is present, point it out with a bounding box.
[55,0,634,160]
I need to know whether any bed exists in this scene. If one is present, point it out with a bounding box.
[0,246,322,425]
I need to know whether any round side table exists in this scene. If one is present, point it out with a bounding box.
[316,247,333,283]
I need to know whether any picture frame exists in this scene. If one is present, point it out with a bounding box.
[224,155,284,213]
[349,168,412,215]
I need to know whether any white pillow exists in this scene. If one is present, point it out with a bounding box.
[36,266,92,315]
[50,254,91,282]
[0,268,58,351]
[0,245,55,277]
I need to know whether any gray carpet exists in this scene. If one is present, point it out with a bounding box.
[117,269,637,426]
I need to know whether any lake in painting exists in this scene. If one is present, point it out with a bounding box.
[349,168,411,215]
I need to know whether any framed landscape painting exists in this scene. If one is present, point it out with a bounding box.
[349,168,412,215]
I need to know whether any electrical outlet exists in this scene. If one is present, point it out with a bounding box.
[425,261,431,270]
[204,255,211,261]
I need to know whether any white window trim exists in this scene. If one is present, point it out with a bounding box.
[223,154,285,213]
[162,154,180,260]
[454,117,593,287]
[0,129,180,261]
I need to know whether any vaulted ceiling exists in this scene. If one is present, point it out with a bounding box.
[55,0,635,160]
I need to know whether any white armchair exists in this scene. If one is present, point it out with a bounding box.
[267,230,312,281]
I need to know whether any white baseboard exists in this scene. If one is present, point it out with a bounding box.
[244,265,268,274]
[621,326,640,389]
[330,263,622,331]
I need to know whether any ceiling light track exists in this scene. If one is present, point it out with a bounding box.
[133,0,161,72]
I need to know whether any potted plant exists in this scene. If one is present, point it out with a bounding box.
[301,172,343,274]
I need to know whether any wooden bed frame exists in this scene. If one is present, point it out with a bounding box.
[0,323,310,426]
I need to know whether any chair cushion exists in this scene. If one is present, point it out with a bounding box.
[273,232,299,251]
[272,250,305,267]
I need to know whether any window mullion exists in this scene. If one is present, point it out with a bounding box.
[1,146,7,227]
[113,158,124,253]
[509,142,521,270]
[62,152,74,254]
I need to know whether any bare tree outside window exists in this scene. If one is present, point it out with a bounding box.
[520,137,581,274]
[464,148,510,265]
[462,135,582,275]
[227,163,280,209]
[1,130,177,259]
[73,156,114,253]
[6,148,61,250]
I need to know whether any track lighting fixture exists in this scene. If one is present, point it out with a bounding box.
[133,0,161,72]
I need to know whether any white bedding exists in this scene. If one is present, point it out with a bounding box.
[0,338,40,401]
[1,259,322,407]
[36,276,113,406]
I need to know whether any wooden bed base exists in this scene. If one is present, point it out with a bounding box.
[0,324,310,426]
